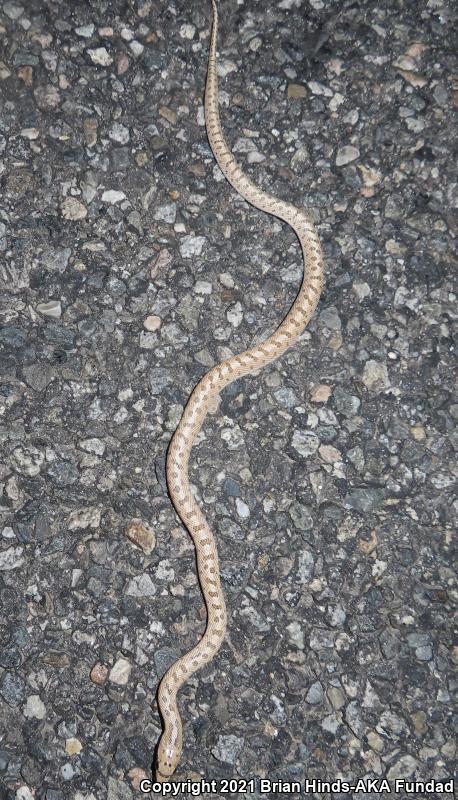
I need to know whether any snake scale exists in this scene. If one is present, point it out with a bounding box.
[156,0,325,780]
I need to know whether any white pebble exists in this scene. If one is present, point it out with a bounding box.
[179,234,206,258]
[109,658,132,685]
[23,694,46,719]
[194,280,212,295]
[226,302,243,327]
[235,498,250,519]
[87,47,113,66]
[143,315,161,331]
[16,788,34,800]
[362,360,390,392]
[129,40,144,57]
[336,145,360,166]
[219,272,234,288]
[36,300,62,318]
[179,24,196,39]
[101,189,126,204]
[108,122,130,144]
[62,197,87,220]
[75,24,94,37]
[352,281,371,300]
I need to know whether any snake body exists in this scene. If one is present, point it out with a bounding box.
[156,0,325,780]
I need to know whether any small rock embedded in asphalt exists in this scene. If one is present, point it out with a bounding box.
[211,734,244,764]
[335,145,360,165]
[126,519,156,554]
[23,694,46,719]
[306,682,324,704]
[109,658,132,686]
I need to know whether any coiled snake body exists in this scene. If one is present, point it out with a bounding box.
[156,0,325,780]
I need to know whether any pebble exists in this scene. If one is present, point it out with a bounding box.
[23,694,46,719]
[235,498,250,519]
[319,444,342,463]
[62,197,88,220]
[41,247,71,272]
[129,41,144,57]
[377,710,408,739]
[117,53,130,75]
[65,738,82,755]
[109,122,130,144]
[336,145,360,166]
[159,105,177,125]
[87,47,113,66]
[83,117,98,146]
[0,672,25,705]
[36,300,62,318]
[127,768,150,791]
[321,713,341,734]
[101,189,126,204]
[34,84,61,109]
[153,202,176,223]
[345,488,384,513]
[291,430,319,457]
[179,24,196,39]
[288,83,307,99]
[270,694,287,725]
[4,3,24,19]
[156,560,174,581]
[20,127,39,140]
[227,302,243,327]
[211,734,244,765]
[306,682,324,704]
[143,315,161,332]
[297,550,315,582]
[387,755,420,780]
[61,763,77,781]
[75,24,95,37]
[23,363,54,392]
[79,438,105,455]
[68,507,101,530]
[320,305,341,330]
[48,461,79,486]
[16,789,34,800]
[125,574,156,597]
[274,387,299,408]
[289,502,313,531]
[109,658,132,685]
[126,519,156,554]
[154,648,179,679]
[332,387,361,416]
[310,384,332,403]
[107,777,133,800]
[90,663,109,685]
[327,686,346,709]
[11,445,44,476]
[352,280,371,299]
[0,546,25,571]
[179,234,206,258]
[362,360,390,391]
[309,628,335,650]
[286,621,305,649]
[345,700,364,736]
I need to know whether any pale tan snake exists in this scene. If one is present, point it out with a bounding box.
[156,0,325,780]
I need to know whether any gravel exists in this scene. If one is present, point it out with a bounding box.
[0,0,456,797]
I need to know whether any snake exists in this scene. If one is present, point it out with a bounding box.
[155,0,325,781]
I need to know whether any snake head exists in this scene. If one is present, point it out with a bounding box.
[156,738,181,781]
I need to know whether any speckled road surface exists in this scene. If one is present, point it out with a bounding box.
[0,0,456,798]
